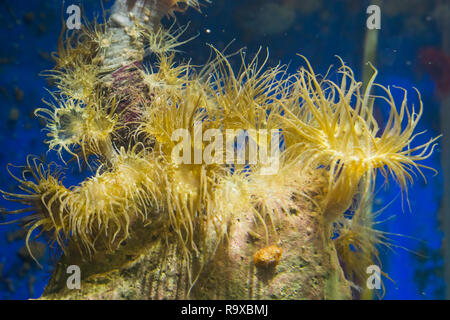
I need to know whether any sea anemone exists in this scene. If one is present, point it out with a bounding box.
[35,93,119,165]
[141,53,191,95]
[0,156,70,265]
[278,56,440,222]
[141,23,197,56]
[206,48,289,134]
[59,146,160,253]
[0,3,440,299]
[333,195,401,298]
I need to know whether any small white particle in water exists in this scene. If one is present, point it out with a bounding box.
[206,28,211,34]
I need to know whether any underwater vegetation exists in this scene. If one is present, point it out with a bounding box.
[0,0,441,299]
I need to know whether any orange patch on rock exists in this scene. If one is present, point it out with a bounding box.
[253,245,282,268]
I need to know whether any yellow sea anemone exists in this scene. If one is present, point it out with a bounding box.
[333,195,402,298]
[59,146,161,253]
[206,48,288,134]
[0,156,70,264]
[141,23,197,56]
[278,56,440,222]
[35,93,119,165]
[141,53,190,95]
[0,6,441,297]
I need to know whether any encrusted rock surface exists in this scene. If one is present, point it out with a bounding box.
[41,195,351,300]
